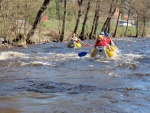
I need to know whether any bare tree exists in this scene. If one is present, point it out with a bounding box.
[89,1,97,39]
[73,0,83,34]
[124,0,134,37]
[55,0,62,35]
[59,0,67,42]
[0,0,42,44]
[101,0,118,33]
[79,0,91,40]
[130,0,150,37]
[93,0,103,38]
[89,0,102,39]
[124,6,130,36]
[130,0,140,37]
[27,0,51,44]
[139,0,150,37]
[113,8,121,37]
[134,11,140,37]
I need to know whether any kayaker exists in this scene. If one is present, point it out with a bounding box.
[68,33,82,48]
[104,32,111,45]
[94,32,111,50]
[104,32,117,51]
[71,33,80,43]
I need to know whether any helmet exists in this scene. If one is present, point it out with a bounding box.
[105,32,110,37]
[100,31,105,35]
[98,35,103,39]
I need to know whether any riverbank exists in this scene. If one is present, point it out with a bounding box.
[0,27,62,48]
[0,32,149,49]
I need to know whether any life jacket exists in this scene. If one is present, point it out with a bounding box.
[72,37,79,43]
[94,37,108,48]
[103,36,111,45]
[94,39,108,48]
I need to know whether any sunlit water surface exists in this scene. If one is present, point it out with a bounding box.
[0,38,150,113]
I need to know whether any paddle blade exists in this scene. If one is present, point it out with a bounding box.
[84,43,90,47]
[78,52,88,57]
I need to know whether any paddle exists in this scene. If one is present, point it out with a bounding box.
[78,47,97,58]
[84,43,90,47]
[109,37,116,47]
[78,52,88,57]
[79,40,90,47]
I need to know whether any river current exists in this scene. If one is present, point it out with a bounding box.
[0,38,150,113]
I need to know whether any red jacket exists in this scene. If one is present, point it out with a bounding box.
[94,39,108,48]
[103,36,111,45]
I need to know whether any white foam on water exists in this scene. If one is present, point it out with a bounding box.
[124,53,143,59]
[30,61,53,66]
[0,74,6,78]
[108,72,121,77]
[48,52,80,60]
[0,51,29,60]
[20,62,29,66]
[20,61,55,66]
[19,52,80,66]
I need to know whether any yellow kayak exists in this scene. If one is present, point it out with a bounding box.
[106,45,117,58]
[90,48,96,57]
[67,40,82,48]
[90,46,117,58]
[74,42,82,48]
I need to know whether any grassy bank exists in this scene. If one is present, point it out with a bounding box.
[41,19,138,39]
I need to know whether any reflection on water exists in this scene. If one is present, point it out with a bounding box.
[0,38,150,113]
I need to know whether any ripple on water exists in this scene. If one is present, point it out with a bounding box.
[118,62,138,70]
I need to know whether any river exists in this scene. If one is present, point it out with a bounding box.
[0,37,150,113]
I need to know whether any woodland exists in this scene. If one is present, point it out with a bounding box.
[0,0,150,46]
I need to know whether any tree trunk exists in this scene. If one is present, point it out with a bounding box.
[101,0,118,32]
[73,0,83,34]
[135,18,139,37]
[55,0,61,34]
[142,19,146,37]
[101,0,114,32]
[113,0,125,37]
[106,21,111,33]
[79,0,91,40]
[93,13,100,37]
[101,18,109,32]
[89,11,96,39]
[89,0,101,39]
[113,11,121,37]
[102,8,116,32]
[124,7,131,37]
[60,0,67,42]
[93,0,102,38]
[27,0,51,44]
